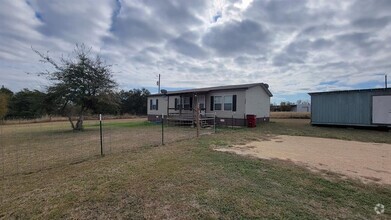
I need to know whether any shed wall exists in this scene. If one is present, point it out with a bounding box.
[311,89,391,126]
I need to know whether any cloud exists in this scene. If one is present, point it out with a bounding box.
[202,19,270,56]
[349,0,391,19]
[244,0,335,27]
[0,1,43,61]
[1,0,391,102]
[166,36,207,59]
[352,16,391,30]
[162,30,208,59]
[31,0,114,49]
[141,0,207,32]
[109,4,170,48]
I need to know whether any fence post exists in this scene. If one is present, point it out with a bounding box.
[214,112,216,134]
[100,114,104,156]
[232,113,234,129]
[196,107,200,138]
[161,113,164,145]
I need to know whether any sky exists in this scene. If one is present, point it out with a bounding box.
[0,0,391,103]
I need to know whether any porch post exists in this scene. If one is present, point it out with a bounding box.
[195,94,200,137]
[167,95,169,118]
[179,95,182,115]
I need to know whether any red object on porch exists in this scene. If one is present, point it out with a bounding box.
[246,114,256,128]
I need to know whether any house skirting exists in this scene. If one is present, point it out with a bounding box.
[147,115,270,126]
[215,117,269,126]
[256,117,270,123]
[148,114,164,122]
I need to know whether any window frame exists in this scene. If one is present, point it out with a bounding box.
[214,96,222,111]
[183,96,191,110]
[151,99,157,110]
[212,94,236,112]
[224,95,233,111]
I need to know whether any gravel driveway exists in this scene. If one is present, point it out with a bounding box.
[216,135,391,185]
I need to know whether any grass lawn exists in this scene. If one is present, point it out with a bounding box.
[263,119,391,144]
[0,119,197,176]
[1,119,390,219]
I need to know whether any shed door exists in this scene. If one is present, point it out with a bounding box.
[372,95,391,124]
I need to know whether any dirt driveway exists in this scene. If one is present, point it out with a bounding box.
[216,135,391,185]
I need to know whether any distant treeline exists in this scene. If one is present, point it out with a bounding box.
[0,86,150,119]
[270,100,310,112]
[270,102,296,112]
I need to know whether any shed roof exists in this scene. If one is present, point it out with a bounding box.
[308,88,391,95]
[149,83,273,97]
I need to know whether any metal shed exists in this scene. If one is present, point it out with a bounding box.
[309,88,391,127]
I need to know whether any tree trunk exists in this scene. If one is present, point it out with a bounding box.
[74,114,84,131]
[67,116,75,130]
[67,115,84,131]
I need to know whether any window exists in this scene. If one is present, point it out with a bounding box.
[183,96,191,110]
[224,95,232,110]
[214,96,222,110]
[211,95,236,111]
[150,99,158,110]
[174,98,180,110]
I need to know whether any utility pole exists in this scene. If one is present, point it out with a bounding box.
[386,74,388,88]
[157,74,161,93]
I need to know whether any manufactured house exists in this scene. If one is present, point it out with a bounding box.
[147,83,273,126]
[309,88,391,127]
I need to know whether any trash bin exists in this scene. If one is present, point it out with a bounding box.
[246,114,256,128]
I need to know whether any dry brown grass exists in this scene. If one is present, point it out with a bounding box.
[270,112,311,119]
[1,115,146,125]
[1,119,390,219]
[0,119,201,177]
[1,121,390,219]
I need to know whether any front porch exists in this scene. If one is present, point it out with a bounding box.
[166,112,215,127]
[165,93,213,127]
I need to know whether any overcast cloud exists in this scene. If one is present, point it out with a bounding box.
[1,0,390,102]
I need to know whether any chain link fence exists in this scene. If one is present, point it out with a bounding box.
[0,115,217,179]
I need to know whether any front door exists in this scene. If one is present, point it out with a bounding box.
[198,95,206,115]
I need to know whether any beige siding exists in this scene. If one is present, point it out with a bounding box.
[245,85,270,118]
[206,90,246,119]
[148,85,271,119]
[147,96,168,115]
[168,95,180,114]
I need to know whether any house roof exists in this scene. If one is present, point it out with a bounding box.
[308,88,391,95]
[149,83,273,97]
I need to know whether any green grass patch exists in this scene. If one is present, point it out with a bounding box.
[257,119,391,144]
[87,120,155,128]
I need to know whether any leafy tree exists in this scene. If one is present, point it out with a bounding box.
[94,91,121,115]
[0,85,13,96]
[6,89,46,119]
[0,86,12,119]
[33,44,118,130]
[119,88,150,115]
[280,101,294,111]
[0,94,8,119]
